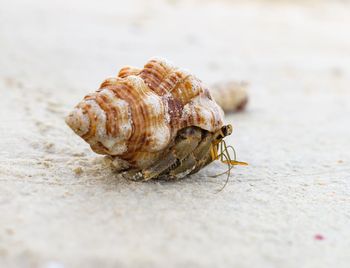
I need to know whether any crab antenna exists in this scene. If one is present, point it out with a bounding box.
[216,153,232,193]
[210,139,234,178]
[221,140,236,163]
[223,141,248,166]
[226,145,237,161]
[210,138,248,191]
[220,140,225,162]
[222,140,235,167]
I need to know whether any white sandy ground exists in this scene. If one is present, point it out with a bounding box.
[1,0,350,267]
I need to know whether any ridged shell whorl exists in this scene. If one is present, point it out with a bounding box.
[66,58,224,169]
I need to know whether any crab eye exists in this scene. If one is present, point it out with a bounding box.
[221,124,233,137]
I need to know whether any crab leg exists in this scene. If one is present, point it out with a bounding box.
[167,131,215,179]
[168,153,197,179]
[141,127,202,180]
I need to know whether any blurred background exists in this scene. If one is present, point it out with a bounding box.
[1,0,350,267]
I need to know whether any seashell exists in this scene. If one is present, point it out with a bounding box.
[211,81,248,113]
[66,58,225,172]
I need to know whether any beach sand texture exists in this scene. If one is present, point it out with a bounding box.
[1,0,350,267]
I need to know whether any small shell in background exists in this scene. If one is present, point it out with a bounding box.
[210,81,248,113]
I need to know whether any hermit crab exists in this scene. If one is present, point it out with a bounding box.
[66,58,247,184]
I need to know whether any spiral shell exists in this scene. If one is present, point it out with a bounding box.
[66,58,224,170]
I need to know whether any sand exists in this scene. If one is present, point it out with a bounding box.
[1,0,350,267]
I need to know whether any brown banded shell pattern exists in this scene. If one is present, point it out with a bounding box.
[66,58,224,169]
